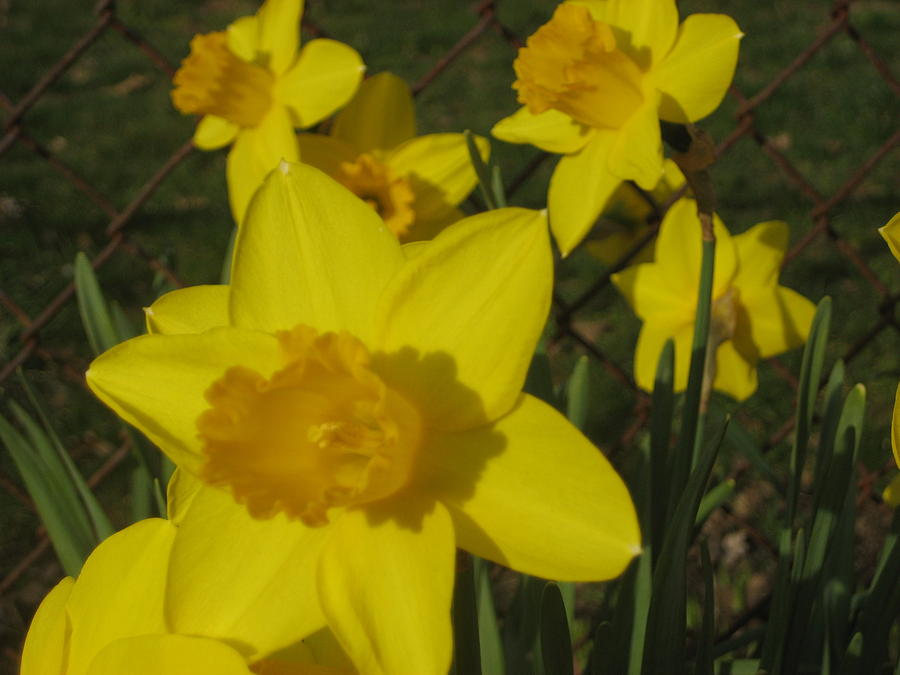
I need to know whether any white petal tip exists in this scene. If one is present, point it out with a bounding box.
[278,159,291,175]
[143,306,153,316]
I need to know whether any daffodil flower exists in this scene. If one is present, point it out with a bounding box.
[86,163,640,675]
[585,158,686,266]
[492,0,741,256]
[171,0,364,224]
[20,495,353,675]
[613,199,816,401]
[879,212,900,506]
[297,71,488,242]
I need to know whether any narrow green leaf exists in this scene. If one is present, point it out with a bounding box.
[74,251,119,355]
[0,413,90,576]
[452,555,482,675]
[525,352,559,410]
[130,464,154,522]
[474,558,504,675]
[588,622,614,675]
[641,416,728,675]
[650,338,675,564]
[720,412,781,490]
[696,541,715,675]
[465,130,496,210]
[504,574,544,675]
[857,511,900,672]
[695,478,735,529]
[540,583,574,675]
[788,297,832,528]
[714,660,760,675]
[16,376,115,541]
[811,359,846,500]
[835,633,863,675]
[110,301,139,342]
[566,356,591,431]
[758,528,797,673]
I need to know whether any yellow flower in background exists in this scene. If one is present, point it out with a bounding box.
[492,0,741,256]
[613,199,815,401]
[86,163,639,675]
[298,72,488,242]
[585,159,686,266]
[19,507,353,675]
[879,212,900,506]
[171,0,364,224]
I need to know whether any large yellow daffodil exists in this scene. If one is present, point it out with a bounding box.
[19,503,353,675]
[298,72,488,242]
[492,0,741,256]
[613,199,815,401]
[86,163,639,675]
[171,0,364,224]
[879,212,900,506]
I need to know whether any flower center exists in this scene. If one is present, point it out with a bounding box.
[197,326,422,526]
[336,154,416,239]
[171,32,274,128]
[512,3,645,130]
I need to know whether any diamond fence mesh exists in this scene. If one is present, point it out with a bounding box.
[0,0,897,667]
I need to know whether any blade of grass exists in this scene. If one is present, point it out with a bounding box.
[452,554,482,675]
[540,583,574,675]
[74,251,119,355]
[465,130,496,210]
[696,541,715,675]
[474,557,504,675]
[650,339,675,566]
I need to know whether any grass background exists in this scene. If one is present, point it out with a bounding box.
[0,0,898,668]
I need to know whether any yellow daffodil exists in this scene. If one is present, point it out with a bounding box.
[171,0,364,224]
[585,159,686,266]
[86,162,640,675]
[297,71,488,242]
[613,199,815,401]
[21,474,355,674]
[492,0,741,256]
[879,212,900,506]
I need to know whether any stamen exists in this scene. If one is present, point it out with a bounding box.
[336,154,417,239]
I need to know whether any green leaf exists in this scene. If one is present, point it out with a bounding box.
[857,512,900,672]
[0,412,91,576]
[641,416,728,675]
[788,297,832,528]
[650,338,675,564]
[491,163,507,209]
[540,583,573,675]
[452,555,482,675]
[696,541,715,675]
[694,478,735,529]
[74,251,119,356]
[525,352,559,410]
[465,130,496,210]
[474,558,504,675]
[835,633,863,675]
[504,574,544,675]
[566,356,591,432]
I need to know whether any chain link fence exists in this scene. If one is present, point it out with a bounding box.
[1,0,897,667]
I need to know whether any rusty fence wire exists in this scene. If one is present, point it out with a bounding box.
[0,0,898,666]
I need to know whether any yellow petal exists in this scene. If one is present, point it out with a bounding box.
[633,316,693,393]
[332,71,416,152]
[740,287,815,359]
[878,212,900,263]
[608,96,664,190]
[569,0,679,69]
[230,162,404,342]
[317,498,454,675]
[20,577,74,675]
[227,106,299,225]
[297,133,359,177]
[167,483,328,660]
[548,131,619,256]
[655,14,743,123]
[374,208,551,430]
[422,394,640,580]
[256,0,303,75]
[166,468,203,524]
[491,105,591,154]
[654,198,737,300]
[227,16,260,63]
[387,133,487,223]
[884,472,900,508]
[612,262,691,325]
[732,221,788,289]
[278,39,365,128]
[711,337,758,401]
[66,519,175,675]
[86,635,252,675]
[893,383,900,468]
[145,285,230,335]
[194,115,239,150]
[87,328,282,472]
